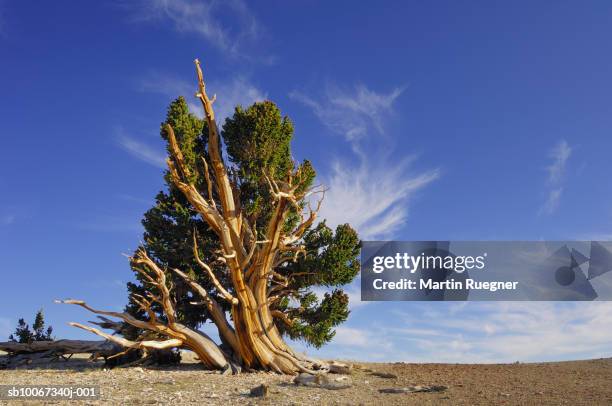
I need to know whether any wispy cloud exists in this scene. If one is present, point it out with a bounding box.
[290,85,404,142]
[541,187,563,215]
[333,326,392,351]
[322,159,439,240]
[291,84,439,239]
[546,140,572,184]
[115,127,166,169]
[128,0,264,59]
[541,140,572,215]
[138,71,267,124]
[390,302,612,363]
[292,83,438,318]
[306,302,612,363]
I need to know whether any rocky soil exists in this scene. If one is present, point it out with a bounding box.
[1,353,611,405]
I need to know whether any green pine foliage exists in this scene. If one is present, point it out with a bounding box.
[125,96,360,348]
[8,309,54,343]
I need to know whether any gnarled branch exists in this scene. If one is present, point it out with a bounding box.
[192,231,238,305]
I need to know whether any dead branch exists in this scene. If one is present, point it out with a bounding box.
[192,231,238,305]
[69,323,183,351]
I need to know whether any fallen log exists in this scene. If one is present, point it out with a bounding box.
[0,340,124,369]
[0,339,120,356]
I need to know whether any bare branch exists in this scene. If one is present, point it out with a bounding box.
[55,299,175,337]
[282,188,326,246]
[192,231,238,305]
[88,316,123,334]
[69,322,183,351]
[194,59,239,234]
[132,293,157,323]
[166,137,223,235]
[171,268,240,354]
[131,249,177,327]
[166,124,192,180]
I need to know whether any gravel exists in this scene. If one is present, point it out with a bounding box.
[1,356,611,405]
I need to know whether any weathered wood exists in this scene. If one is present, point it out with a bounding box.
[0,339,120,356]
[60,59,331,375]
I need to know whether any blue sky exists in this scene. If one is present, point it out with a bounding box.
[2,0,612,362]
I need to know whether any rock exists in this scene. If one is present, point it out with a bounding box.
[379,385,448,394]
[294,372,317,386]
[250,384,269,398]
[133,367,145,373]
[371,371,398,379]
[294,372,352,390]
[316,374,352,390]
[328,361,352,374]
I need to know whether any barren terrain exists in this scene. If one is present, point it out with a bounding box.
[1,353,611,405]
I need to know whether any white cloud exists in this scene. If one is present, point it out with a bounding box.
[305,302,612,363]
[321,159,439,240]
[541,187,563,215]
[290,84,404,144]
[547,140,572,184]
[333,326,370,347]
[129,0,261,58]
[291,84,438,240]
[293,324,394,362]
[292,83,438,320]
[116,128,167,169]
[386,302,612,363]
[138,72,266,124]
[541,140,572,215]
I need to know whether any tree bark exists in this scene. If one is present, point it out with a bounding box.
[0,340,125,369]
[60,59,328,375]
[0,340,120,356]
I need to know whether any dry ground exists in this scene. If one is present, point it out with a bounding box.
[0,352,611,405]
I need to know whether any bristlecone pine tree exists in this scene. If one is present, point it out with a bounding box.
[59,59,360,374]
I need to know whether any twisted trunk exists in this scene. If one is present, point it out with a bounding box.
[61,59,327,374]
